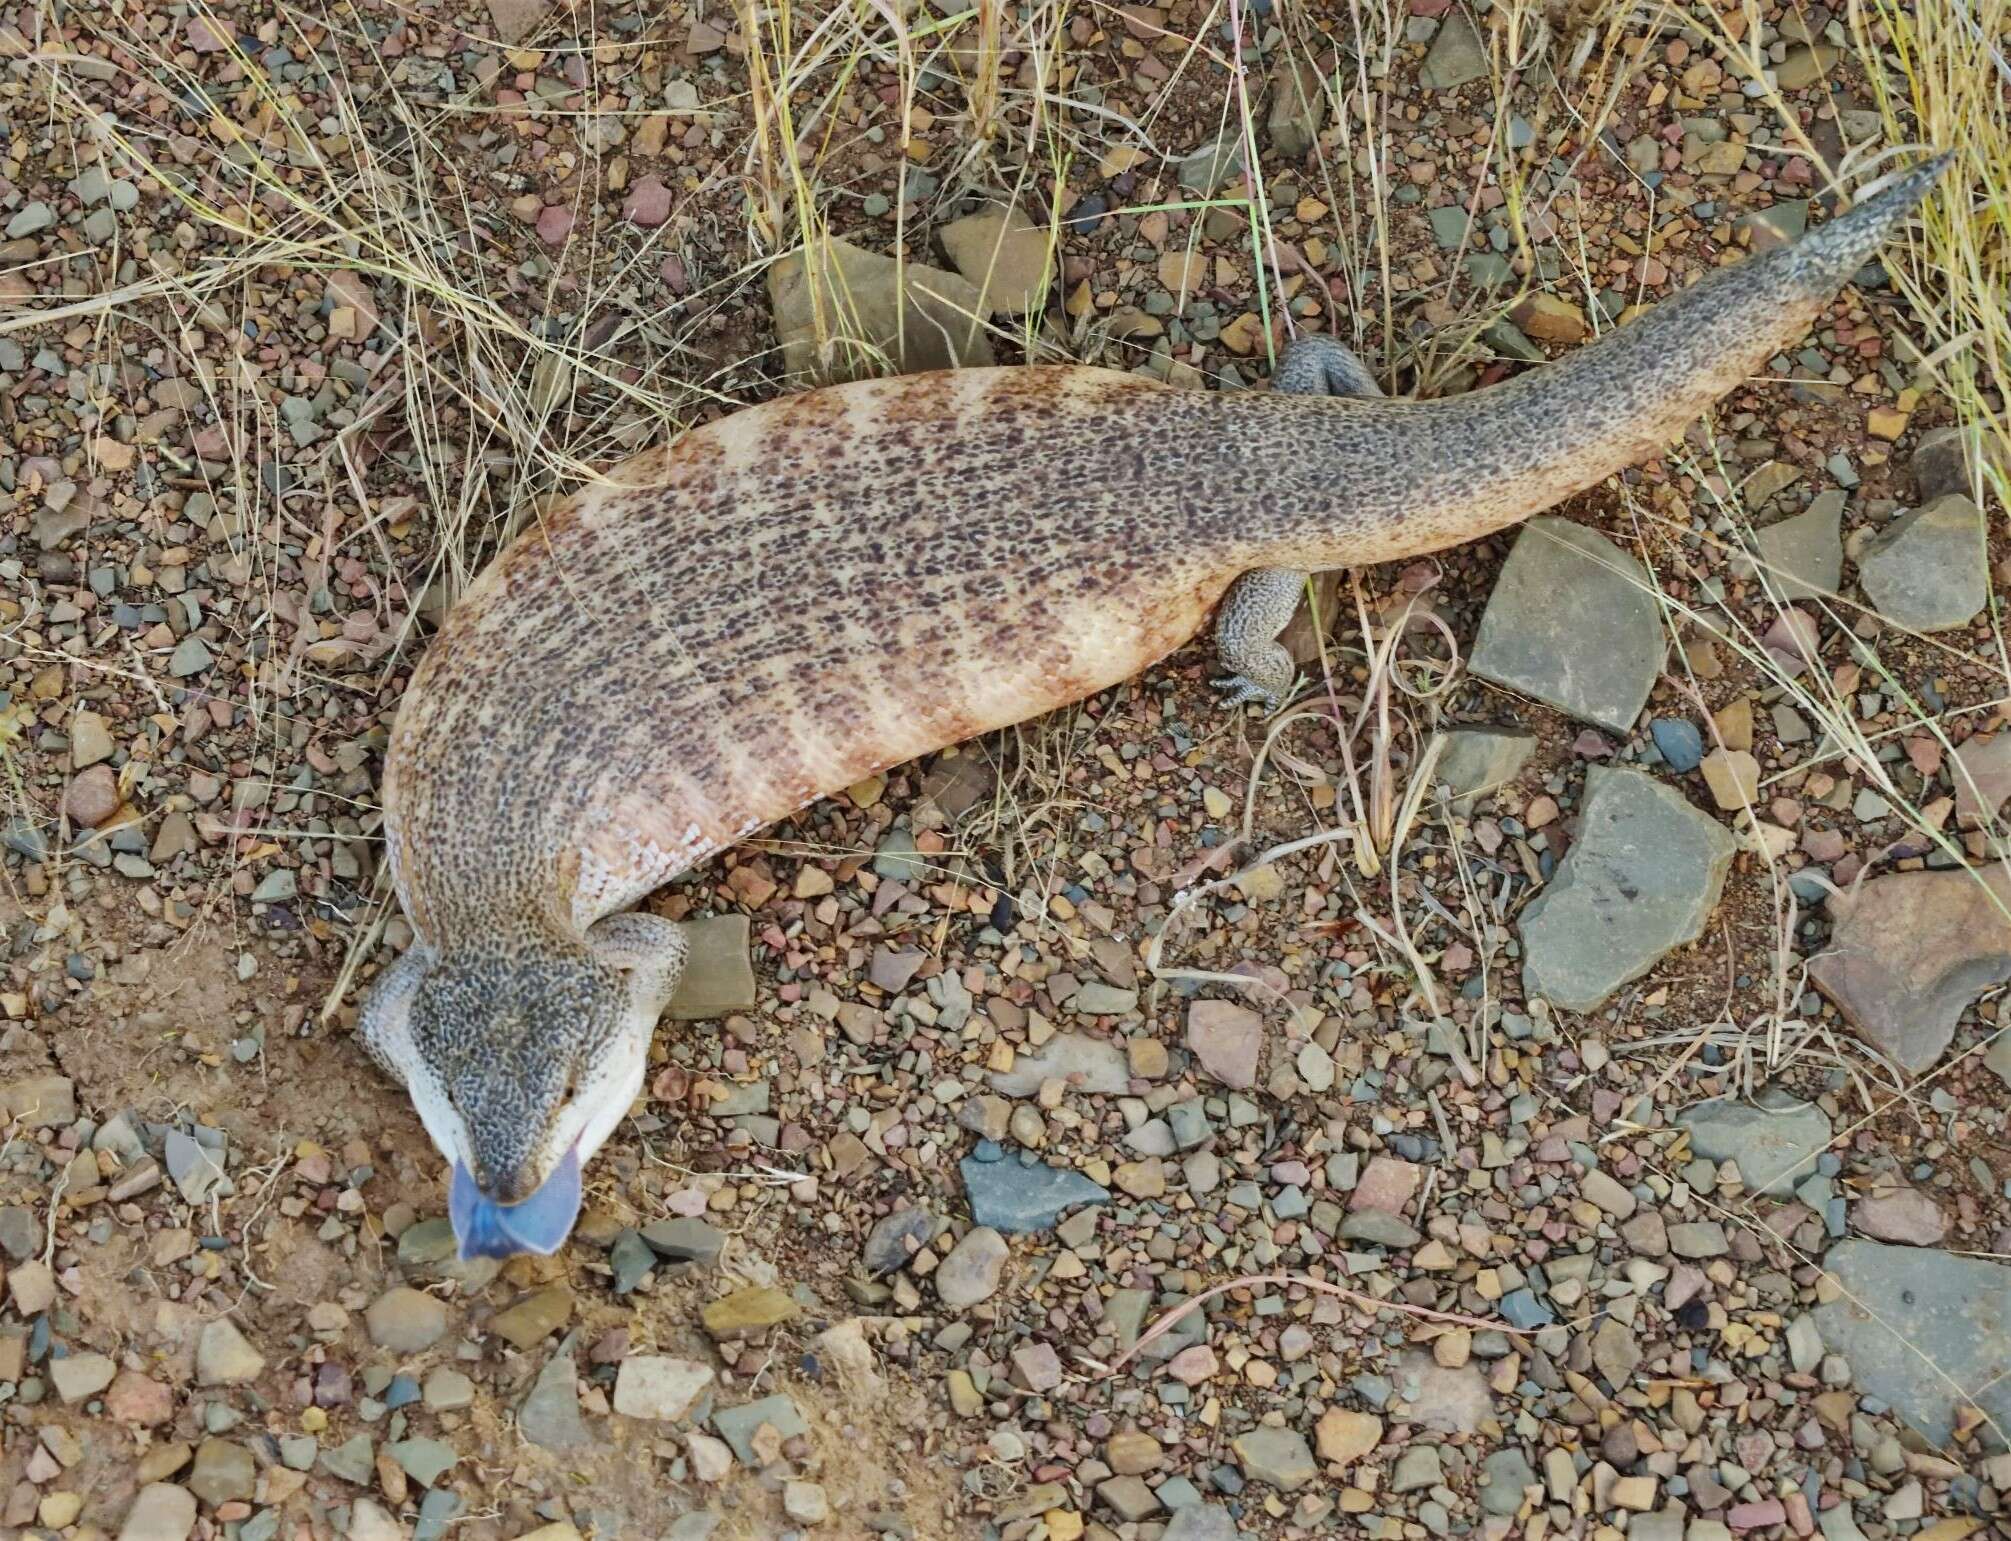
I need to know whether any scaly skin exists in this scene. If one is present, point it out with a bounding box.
[361,158,1947,1254]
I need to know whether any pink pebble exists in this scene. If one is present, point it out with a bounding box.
[1164,1344,1218,1385]
[535,204,575,246]
[623,175,673,228]
[1728,1499,1786,1531]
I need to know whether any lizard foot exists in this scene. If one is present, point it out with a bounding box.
[1210,673,1290,712]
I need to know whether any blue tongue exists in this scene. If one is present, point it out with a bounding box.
[450,1147,582,1260]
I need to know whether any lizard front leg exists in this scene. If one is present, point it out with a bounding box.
[1212,335,1384,711]
[355,941,434,1089]
[585,911,688,1019]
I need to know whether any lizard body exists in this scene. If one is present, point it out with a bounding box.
[359,159,1946,1257]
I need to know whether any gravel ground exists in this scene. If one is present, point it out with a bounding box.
[1,1,2008,1539]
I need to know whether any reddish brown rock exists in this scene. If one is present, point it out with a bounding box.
[1164,1344,1217,1385]
[1810,869,2011,1073]
[63,765,120,827]
[1510,292,1589,343]
[1349,1155,1423,1214]
[622,176,673,229]
[534,205,574,246]
[1851,1187,1947,1247]
[324,270,380,341]
[106,1370,175,1425]
[485,0,548,46]
[1953,734,2011,830]
[1185,1000,1261,1089]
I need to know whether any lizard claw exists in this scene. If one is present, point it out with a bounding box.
[1211,674,1285,712]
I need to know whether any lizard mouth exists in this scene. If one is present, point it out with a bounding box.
[449,1143,583,1260]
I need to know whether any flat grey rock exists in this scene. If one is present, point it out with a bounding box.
[937,204,1052,317]
[320,1433,377,1484]
[1592,1317,1641,1387]
[768,237,993,385]
[1163,1503,1247,1540]
[961,1146,1109,1234]
[1125,1118,1175,1156]
[711,1393,808,1464]
[1266,55,1327,157]
[1520,767,1736,1011]
[1229,1426,1317,1490]
[3,1078,77,1134]
[1750,489,1844,601]
[1858,495,1988,632]
[1786,1315,1824,1374]
[1627,1515,1687,1541]
[165,1128,226,1201]
[385,1436,455,1486]
[51,1351,116,1403]
[1070,981,1138,1016]
[1912,424,2007,503]
[872,828,927,882]
[365,1286,446,1352]
[1420,9,1488,88]
[1395,1351,1492,1434]
[169,635,213,678]
[862,1207,938,1275]
[1470,517,1664,733]
[666,915,756,1021]
[0,1205,36,1262]
[1480,1448,1538,1516]
[6,202,53,237]
[518,1337,591,1450]
[1677,1091,1832,1197]
[934,1225,1007,1307]
[187,1439,256,1506]
[1178,134,1246,194]
[640,1216,726,1266]
[612,1355,714,1421]
[195,1317,265,1386]
[118,1485,196,1541]
[988,1032,1128,1096]
[609,1230,655,1293]
[1339,1209,1421,1248]
[1990,1030,2011,1090]
[1668,1221,1728,1258]
[1391,1442,1444,1492]
[1816,1240,2011,1444]
[397,1217,456,1267]
[1433,727,1536,812]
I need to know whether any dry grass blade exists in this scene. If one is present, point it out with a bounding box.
[1098,1270,1528,1380]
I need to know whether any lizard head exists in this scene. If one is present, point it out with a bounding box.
[399,938,658,1260]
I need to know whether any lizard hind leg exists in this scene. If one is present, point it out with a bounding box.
[1212,335,1385,712]
[1211,567,1307,710]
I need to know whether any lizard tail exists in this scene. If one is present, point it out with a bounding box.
[1239,151,1953,570]
[1783,152,1952,296]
